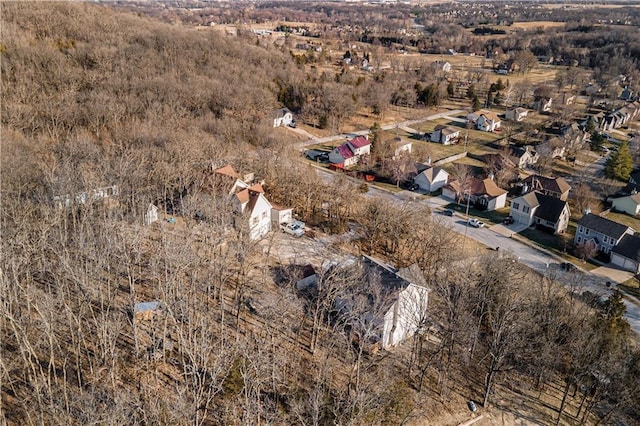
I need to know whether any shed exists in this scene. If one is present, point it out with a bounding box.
[271,204,293,226]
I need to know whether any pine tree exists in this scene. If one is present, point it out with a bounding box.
[604,141,633,181]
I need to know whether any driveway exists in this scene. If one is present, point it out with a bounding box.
[590,265,634,284]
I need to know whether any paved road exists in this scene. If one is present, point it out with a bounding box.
[293,110,464,151]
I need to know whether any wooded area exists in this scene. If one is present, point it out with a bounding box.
[1,2,640,425]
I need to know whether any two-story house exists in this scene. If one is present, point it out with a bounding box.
[574,213,634,255]
[210,165,274,240]
[519,175,571,201]
[508,146,538,169]
[329,136,371,167]
[430,125,460,145]
[505,107,528,122]
[509,191,571,234]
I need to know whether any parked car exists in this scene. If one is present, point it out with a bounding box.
[468,218,485,228]
[442,209,454,217]
[282,222,305,237]
[560,262,577,272]
[503,216,514,225]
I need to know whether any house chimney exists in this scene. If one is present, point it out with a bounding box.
[425,156,431,166]
[489,172,495,180]
[584,207,591,215]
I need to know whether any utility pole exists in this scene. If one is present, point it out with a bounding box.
[463,189,471,251]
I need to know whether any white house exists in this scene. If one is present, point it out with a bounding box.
[430,125,460,145]
[505,107,528,122]
[432,60,451,73]
[413,167,449,192]
[271,204,293,226]
[611,192,640,216]
[534,96,553,113]
[212,165,273,240]
[509,191,570,234]
[328,136,371,168]
[273,108,294,128]
[611,234,640,273]
[508,145,538,169]
[360,256,429,350]
[468,111,501,132]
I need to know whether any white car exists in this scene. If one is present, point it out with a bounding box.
[282,222,305,237]
[468,218,485,228]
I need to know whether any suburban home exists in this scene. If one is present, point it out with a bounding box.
[329,136,371,168]
[432,60,452,73]
[388,137,412,159]
[210,165,273,240]
[509,191,571,234]
[430,125,460,145]
[340,255,430,351]
[505,107,529,122]
[273,108,294,128]
[444,177,507,211]
[468,111,501,132]
[534,96,553,113]
[610,184,640,216]
[561,123,589,146]
[620,87,634,101]
[413,166,449,192]
[508,145,539,169]
[536,137,566,159]
[520,174,571,201]
[630,171,640,185]
[611,234,640,273]
[574,213,634,255]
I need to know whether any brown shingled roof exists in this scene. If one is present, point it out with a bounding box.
[214,164,239,179]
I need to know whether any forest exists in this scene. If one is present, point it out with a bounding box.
[1,2,640,425]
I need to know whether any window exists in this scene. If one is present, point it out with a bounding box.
[523,206,530,214]
[577,236,582,243]
[603,236,608,244]
[585,229,590,235]
[578,226,584,233]
[512,202,520,210]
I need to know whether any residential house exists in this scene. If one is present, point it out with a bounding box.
[413,167,449,192]
[328,136,371,168]
[508,145,539,169]
[387,137,412,159]
[620,87,634,101]
[611,234,640,273]
[432,60,452,73]
[473,112,501,132]
[509,191,571,233]
[574,213,634,255]
[519,175,571,201]
[630,171,640,185]
[609,183,640,216]
[536,138,566,159]
[348,255,430,350]
[534,96,553,113]
[209,165,273,240]
[273,108,294,128]
[430,125,460,145]
[53,184,119,209]
[505,107,528,122]
[444,177,507,211]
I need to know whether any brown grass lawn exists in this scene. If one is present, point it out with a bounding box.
[510,21,567,29]
[600,211,640,233]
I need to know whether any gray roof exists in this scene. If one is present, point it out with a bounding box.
[532,193,568,223]
[612,234,640,262]
[577,213,631,239]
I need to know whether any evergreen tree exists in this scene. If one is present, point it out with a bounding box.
[472,96,481,111]
[604,141,633,181]
[447,81,455,98]
[467,84,476,99]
